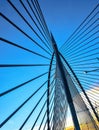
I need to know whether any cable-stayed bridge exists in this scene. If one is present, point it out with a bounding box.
[0,0,99,130]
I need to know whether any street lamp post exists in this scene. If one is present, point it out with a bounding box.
[84,58,99,74]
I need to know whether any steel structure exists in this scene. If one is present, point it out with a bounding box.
[0,0,99,130]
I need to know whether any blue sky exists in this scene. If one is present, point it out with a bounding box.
[0,0,99,130]
[39,0,99,47]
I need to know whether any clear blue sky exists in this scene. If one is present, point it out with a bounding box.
[39,0,99,47]
[0,0,99,130]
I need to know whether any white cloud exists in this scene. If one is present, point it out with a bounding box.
[80,86,99,106]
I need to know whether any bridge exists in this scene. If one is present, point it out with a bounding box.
[0,0,99,130]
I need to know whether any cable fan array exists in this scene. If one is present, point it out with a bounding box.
[0,0,55,129]
[0,0,99,130]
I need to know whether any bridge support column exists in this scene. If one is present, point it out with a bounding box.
[51,34,80,130]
